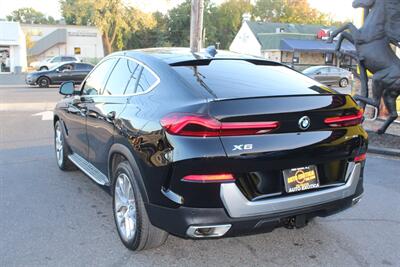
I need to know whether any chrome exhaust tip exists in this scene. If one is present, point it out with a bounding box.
[186,224,231,238]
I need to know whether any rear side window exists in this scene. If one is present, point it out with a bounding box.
[103,59,133,96]
[82,58,117,96]
[124,61,142,95]
[75,63,93,71]
[136,68,158,93]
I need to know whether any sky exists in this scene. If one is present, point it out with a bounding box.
[0,0,357,22]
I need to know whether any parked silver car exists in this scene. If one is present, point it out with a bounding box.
[303,66,352,88]
[30,56,81,71]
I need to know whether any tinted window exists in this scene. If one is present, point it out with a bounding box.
[75,63,93,71]
[82,58,117,95]
[136,67,158,93]
[103,59,133,96]
[124,61,142,95]
[173,60,325,99]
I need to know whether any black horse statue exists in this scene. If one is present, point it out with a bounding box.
[328,0,400,134]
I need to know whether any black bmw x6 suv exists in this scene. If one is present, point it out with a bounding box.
[54,48,368,251]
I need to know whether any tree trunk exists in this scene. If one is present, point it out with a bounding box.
[102,34,112,56]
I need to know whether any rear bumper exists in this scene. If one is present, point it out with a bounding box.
[146,163,364,238]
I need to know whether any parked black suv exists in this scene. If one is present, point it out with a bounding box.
[26,62,94,88]
[54,48,367,251]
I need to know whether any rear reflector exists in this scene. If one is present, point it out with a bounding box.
[160,113,279,137]
[324,110,363,128]
[354,153,367,162]
[182,174,235,183]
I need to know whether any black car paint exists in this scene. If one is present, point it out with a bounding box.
[54,48,367,238]
[26,62,94,86]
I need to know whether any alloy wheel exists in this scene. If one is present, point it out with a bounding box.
[55,124,64,167]
[114,173,137,242]
[340,78,348,87]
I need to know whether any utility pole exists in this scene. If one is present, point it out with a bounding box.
[190,0,204,53]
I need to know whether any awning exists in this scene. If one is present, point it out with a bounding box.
[280,39,356,53]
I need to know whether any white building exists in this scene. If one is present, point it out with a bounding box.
[21,24,104,63]
[0,21,27,73]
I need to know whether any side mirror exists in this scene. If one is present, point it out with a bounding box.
[59,81,75,95]
[315,71,321,75]
[56,68,60,72]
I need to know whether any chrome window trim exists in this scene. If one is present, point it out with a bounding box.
[220,163,362,218]
[80,55,161,97]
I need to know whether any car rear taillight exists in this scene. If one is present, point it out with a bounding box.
[182,174,235,183]
[324,110,363,128]
[354,153,367,162]
[160,113,279,137]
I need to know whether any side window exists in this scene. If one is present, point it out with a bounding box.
[51,57,61,63]
[103,58,134,96]
[82,58,117,96]
[124,61,142,95]
[75,63,93,71]
[59,63,74,71]
[320,68,329,74]
[136,67,158,93]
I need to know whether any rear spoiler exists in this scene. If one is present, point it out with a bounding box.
[169,58,284,67]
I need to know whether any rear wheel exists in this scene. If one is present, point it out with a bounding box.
[112,161,168,251]
[54,120,75,171]
[339,78,349,88]
[39,66,48,71]
[38,77,50,88]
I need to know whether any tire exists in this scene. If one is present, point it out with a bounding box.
[112,161,168,251]
[54,120,76,171]
[39,66,48,71]
[339,78,349,88]
[38,77,50,88]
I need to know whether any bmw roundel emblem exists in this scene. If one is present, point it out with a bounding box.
[298,116,311,130]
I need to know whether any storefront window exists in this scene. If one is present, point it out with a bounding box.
[74,47,81,55]
[0,46,10,73]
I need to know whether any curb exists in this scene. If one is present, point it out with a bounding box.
[368,146,400,157]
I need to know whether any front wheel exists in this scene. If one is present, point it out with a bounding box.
[339,78,349,88]
[38,77,50,88]
[54,120,75,171]
[113,161,168,251]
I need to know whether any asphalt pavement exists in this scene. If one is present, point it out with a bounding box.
[1,86,399,267]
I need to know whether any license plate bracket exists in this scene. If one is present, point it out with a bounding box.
[283,165,320,193]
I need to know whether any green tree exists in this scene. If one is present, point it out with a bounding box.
[60,0,129,55]
[167,0,192,47]
[253,0,333,25]
[213,0,253,49]
[125,12,170,49]
[6,8,57,24]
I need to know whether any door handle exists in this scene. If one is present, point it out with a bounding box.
[107,111,116,120]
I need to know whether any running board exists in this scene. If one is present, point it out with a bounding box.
[68,153,110,186]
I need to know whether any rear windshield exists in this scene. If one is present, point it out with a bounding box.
[173,60,330,99]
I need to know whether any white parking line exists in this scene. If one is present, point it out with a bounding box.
[0,102,56,111]
[32,111,54,121]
